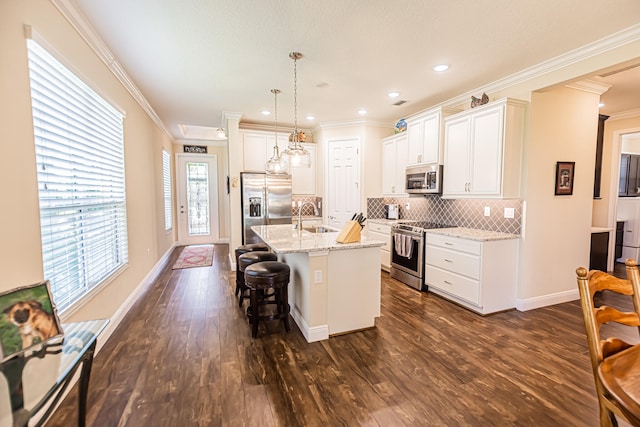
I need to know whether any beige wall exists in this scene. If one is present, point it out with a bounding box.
[517,87,600,303]
[0,0,175,321]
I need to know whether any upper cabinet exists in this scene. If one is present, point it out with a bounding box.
[406,107,459,166]
[241,130,316,195]
[442,98,527,199]
[382,133,408,196]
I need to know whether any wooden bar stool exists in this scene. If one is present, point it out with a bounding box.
[237,251,277,307]
[234,244,269,303]
[244,261,291,338]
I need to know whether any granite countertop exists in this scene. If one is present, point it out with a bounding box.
[591,226,613,233]
[252,224,386,254]
[426,227,520,242]
[368,218,415,225]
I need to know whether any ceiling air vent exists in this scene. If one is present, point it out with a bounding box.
[393,100,407,106]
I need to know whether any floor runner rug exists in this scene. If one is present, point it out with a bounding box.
[172,245,214,269]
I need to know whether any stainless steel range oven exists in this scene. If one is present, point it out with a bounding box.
[390,222,452,290]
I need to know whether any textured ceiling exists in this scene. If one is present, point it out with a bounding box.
[70,0,640,138]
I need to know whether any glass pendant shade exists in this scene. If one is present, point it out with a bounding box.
[265,88,289,174]
[265,144,289,174]
[282,51,311,169]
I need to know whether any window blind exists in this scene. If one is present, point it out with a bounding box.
[163,150,173,231]
[27,39,128,312]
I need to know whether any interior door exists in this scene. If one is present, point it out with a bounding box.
[176,153,219,245]
[327,138,360,229]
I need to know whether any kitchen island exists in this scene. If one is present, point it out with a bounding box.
[251,224,385,342]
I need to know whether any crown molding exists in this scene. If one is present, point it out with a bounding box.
[608,108,640,121]
[564,79,612,95]
[172,139,227,147]
[441,23,640,110]
[51,0,173,140]
[317,119,394,130]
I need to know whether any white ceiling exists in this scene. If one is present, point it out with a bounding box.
[69,0,640,139]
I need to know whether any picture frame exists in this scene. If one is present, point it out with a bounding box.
[555,161,576,196]
[0,281,63,362]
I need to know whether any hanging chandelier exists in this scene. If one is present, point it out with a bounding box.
[265,88,289,174]
[282,51,311,168]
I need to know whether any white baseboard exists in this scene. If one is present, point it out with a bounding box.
[515,288,579,311]
[291,306,329,342]
[95,243,176,354]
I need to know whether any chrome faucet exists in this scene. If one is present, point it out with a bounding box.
[296,201,319,229]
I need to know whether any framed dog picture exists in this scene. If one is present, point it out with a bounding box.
[0,281,63,362]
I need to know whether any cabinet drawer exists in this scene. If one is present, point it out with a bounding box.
[426,245,480,279]
[369,222,391,234]
[369,230,391,251]
[425,233,481,255]
[425,265,480,305]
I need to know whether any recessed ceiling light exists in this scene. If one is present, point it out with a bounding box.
[598,102,605,108]
[433,64,449,72]
[358,109,367,115]
[306,115,315,120]
[388,92,400,98]
[261,110,271,115]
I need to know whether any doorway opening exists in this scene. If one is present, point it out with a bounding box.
[176,153,220,245]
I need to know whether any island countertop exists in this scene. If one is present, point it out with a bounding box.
[251,224,385,254]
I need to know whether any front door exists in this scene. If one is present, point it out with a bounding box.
[176,154,219,245]
[326,138,360,229]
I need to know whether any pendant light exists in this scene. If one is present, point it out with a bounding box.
[265,89,289,174]
[283,51,311,168]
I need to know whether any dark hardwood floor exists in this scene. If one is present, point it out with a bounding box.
[45,246,638,426]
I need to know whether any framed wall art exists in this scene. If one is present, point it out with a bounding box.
[555,161,575,196]
[0,281,63,362]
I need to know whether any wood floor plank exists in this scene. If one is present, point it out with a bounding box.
[44,245,637,427]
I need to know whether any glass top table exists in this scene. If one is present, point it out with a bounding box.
[0,319,109,427]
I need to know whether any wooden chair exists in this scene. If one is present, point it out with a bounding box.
[576,259,640,427]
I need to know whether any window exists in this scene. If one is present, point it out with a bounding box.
[27,39,128,313]
[163,150,173,231]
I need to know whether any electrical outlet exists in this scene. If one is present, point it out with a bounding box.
[314,270,322,284]
[484,206,490,217]
[504,207,515,219]
[405,202,410,210]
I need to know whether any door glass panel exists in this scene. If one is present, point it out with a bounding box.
[186,162,210,236]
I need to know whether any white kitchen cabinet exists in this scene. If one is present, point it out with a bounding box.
[242,131,270,171]
[368,221,391,271]
[424,232,518,314]
[442,98,527,198]
[381,133,407,196]
[241,131,316,194]
[291,143,316,195]
[406,107,458,166]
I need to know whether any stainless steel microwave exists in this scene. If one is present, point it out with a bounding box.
[405,164,443,194]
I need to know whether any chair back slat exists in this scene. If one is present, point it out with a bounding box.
[576,259,640,426]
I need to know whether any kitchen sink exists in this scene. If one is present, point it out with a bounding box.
[302,225,338,233]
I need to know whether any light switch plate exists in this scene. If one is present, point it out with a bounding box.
[405,202,410,210]
[484,206,490,217]
[504,207,515,219]
[314,270,322,284]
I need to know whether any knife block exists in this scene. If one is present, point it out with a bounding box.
[336,220,362,243]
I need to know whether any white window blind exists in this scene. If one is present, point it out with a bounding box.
[163,150,173,231]
[27,39,129,312]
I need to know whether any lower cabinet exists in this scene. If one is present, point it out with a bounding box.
[368,222,391,271]
[425,233,518,314]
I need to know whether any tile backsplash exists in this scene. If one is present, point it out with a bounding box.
[292,196,323,216]
[367,196,523,235]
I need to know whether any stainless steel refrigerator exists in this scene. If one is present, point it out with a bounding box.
[241,172,292,244]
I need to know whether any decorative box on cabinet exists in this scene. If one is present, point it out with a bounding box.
[406,107,459,166]
[443,98,527,199]
[424,232,518,314]
[368,222,392,271]
[381,133,408,196]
